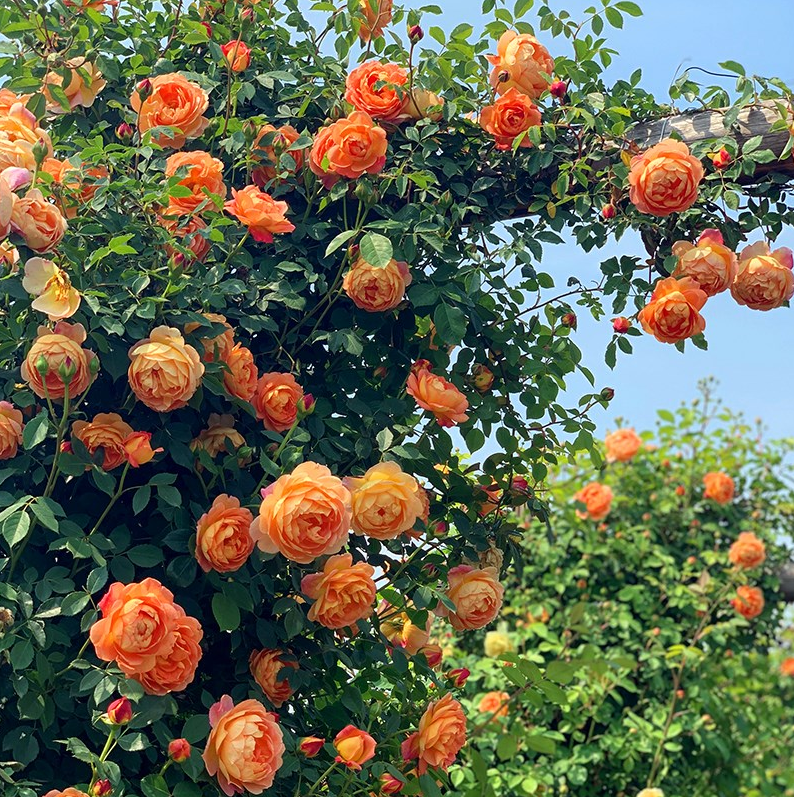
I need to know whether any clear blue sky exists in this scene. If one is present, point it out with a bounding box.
[424,0,794,441]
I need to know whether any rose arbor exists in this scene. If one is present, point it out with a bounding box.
[0,1,793,797]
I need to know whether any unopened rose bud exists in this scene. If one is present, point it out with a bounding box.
[408,24,423,43]
[422,562,438,578]
[676,688,685,699]
[576,579,587,589]
[373,365,388,380]
[675,485,685,496]
[136,78,152,100]
[471,364,494,393]
[511,476,529,492]
[297,393,315,417]
[711,148,731,170]
[299,736,325,757]
[58,356,77,383]
[601,203,616,220]
[600,387,615,401]
[92,780,112,797]
[411,359,432,375]
[116,122,134,143]
[354,179,378,206]
[60,440,73,454]
[105,696,133,725]
[561,312,577,330]
[651,626,661,636]
[241,6,253,21]
[123,431,162,467]
[686,555,696,565]
[431,520,447,536]
[201,21,213,37]
[380,772,405,794]
[447,667,470,687]
[242,119,258,142]
[89,354,100,375]
[549,79,567,99]
[170,252,186,270]
[421,643,443,668]
[348,243,360,260]
[612,316,630,333]
[498,70,510,83]
[33,137,49,167]
[168,738,191,762]
[35,354,49,376]
[0,607,14,630]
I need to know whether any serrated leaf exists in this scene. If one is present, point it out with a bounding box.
[359,232,393,268]
[22,410,49,450]
[212,592,240,632]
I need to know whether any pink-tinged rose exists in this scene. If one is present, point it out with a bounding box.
[224,185,295,243]
[672,228,737,296]
[0,401,24,460]
[301,553,376,629]
[298,736,325,757]
[221,40,251,72]
[487,31,554,99]
[333,725,376,769]
[168,738,191,762]
[105,696,133,725]
[439,564,504,631]
[731,241,794,311]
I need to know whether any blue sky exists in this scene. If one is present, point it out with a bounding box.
[422,0,794,441]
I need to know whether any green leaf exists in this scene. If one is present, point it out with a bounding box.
[141,774,171,797]
[2,511,30,548]
[526,733,556,754]
[60,592,91,616]
[22,410,49,450]
[30,497,58,531]
[182,713,211,743]
[719,59,746,75]
[433,304,467,345]
[212,592,241,632]
[359,232,393,268]
[324,229,358,257]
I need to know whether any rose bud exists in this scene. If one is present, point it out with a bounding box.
[676,689,685,699]
[711,148,731,170]
[431,520,447,536]
[92,780,112,797]
[348,243,360,260]
[422,562,439,578]
[561,312,577,330]
[116,122,134,143]
[447,667,470,687]
[299,736,325,757]
[612,316,630,333]
[241,6,253,21]
[105,696,133,725]
[421,644,443,668]
[408,24,423,43]
[60,440,73,454]
[297,393,315,418]
[601,203,616,220]
[675,485,686,496]
[410,359,433,374]
[600,387,615,402]
[32,137,49,167]
[498,69,510,83]
[549,79,567,99]
[168,738,191,762]
[380,772,405,794]
[201,21,213,37]
[471,364,494,393]
[373,365,388,380]
[136,78,152,99]
[511,475,529,493]
[123,431,162,468]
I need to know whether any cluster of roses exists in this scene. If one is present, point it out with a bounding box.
[623,140,793,344]
[572,427,772,622]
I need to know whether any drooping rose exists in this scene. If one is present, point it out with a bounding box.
[728,531,766,569]
[638,277,707,344]
[0,401,23,460]
[220,40,251,72]
[251,124,304,187]
[223,343,258,401]
[71,413,135,470]
[731,585,764,620]
[604,427,642,463]
[252,372,303,432]
[342,256,411,312]
[301,553,377,629]
[249,649,298,708]
[407,366,469,427]
[401,693,466,775]
[672,228,737,296]
[702,471,734,504]
[478,690,509,718]
[195,494,255,573]
[191,413,247,460]
[440,564,503,631]
[731,241,794,311]
[10,188,68,252]
[164,150,226,215]
[487,31,554,99]
[480,87,541,150]
[22,258,80,320]
[309,111,387,186]
[574,481,613,521]
[333,726,376,770]
[344,61,409,122]
[43,58,106,111]
[379,603,432,655]
[224,184,295,243]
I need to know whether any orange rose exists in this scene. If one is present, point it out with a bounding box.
[731,585,764,620]
[358,0,392,40]
[191,413,247,459]
[604,428,642,463]
[184,312,234,363]
[128,326,204,412]
[251,124,304,187]
[342,256,411,312]
[478,691,509,718]
[71,412,134,470]
[249,649,298,708]
[131,73,210,149]
[406,366,469,427]
[574,481,613,521]
[11,188,68,252]
[309,111,388,185]
[123,431,162,467]
[638,276,707,344]
[221,40,251,72]
[164,150,226,215]
[224,184,295,243]
[379,603,432,655]
[42,790,90,797]
[344,461,424,539]
[0,401,23,460]
[0,88,31,114]
[440,565,503,631]
[672,228,737,296]
[252,371,303,432]
[345,61,409,122]
[22,257,80,320]
[301,553,377,629]
[728,531,766,569]
[401,693,466,775]
[0,241,19,270]
[333,726,376,770]
[731,241,794,311]
[223,343,258,401]
[702,471,734,504]
[160,213,211,263]
[43,58,106,111]
[781,657,794,676]
[480,87,541,150]
[251,461,351,563]
[134,614,203,695]
[487,31,554,99]
[203,695,285,795]
[628,138,704,216]
[195,494,255,573]
[0,102,52,171]
[21,321,97,401]
[90,578,182,676]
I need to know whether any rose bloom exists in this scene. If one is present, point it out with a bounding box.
[402,693,466,775]
[90,578,182,676]
[224,184,295,243]
[407,366,469,427]
[42,790,90,797]
[43,58,106,111]
[22,258,80,320]
[728,531,766,569]
[638,277,707,344]
[250,461,351,564]
[251,124,304,187]
[637,791,665,797]
[0,88,31,114]
[123,431,162,467]
[0,241,19,271]
[203,695,285,796]
[195,494,255,573]
[10,188,68,252]
[480,88,542,150]
[0,401,23,460]
[604,427,642,463]
[249,649,298,708]
[379,603,432,655]
[160,213,211,262]
[221,40,251,72]
[731,585,764,620]
[731,241,794,311]
[672,228,737,296]
[71,412,134,470]
[478,691,509,718]
[164,150,226,215]
[131,73,210,149]
[0,103,52,171]
[168,738,191,762]
[484,630,513,658]
[191,413,247,459]
[42,161,109,219]
[780,658,794,677]
[299,736,325,757]
[252,372,303,432]
[223,343,258,401]
[309,111,388,186]
[487,31,554,99]
[21,321,97,400]
[301,553,377,629]
[184,312,234,363]
[343,256,411,312]
[345,61,409,122]
[333,726,376,770]
[440,565,504,631]
[628,138,705,216]
[358,0,392,40]
[134,614,203,695]
[344,461,424,539]
[574,481,613,521]
[702,471,734,504]
[128,326,204,412]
